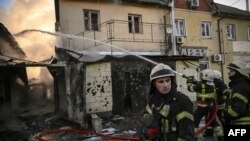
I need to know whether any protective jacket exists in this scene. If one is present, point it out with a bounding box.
[187,81,215,107]
[224,75,250,125]
[214,78,228,108]
[187,80,223,137]
[213,78,228,125]
[143,87,195,141]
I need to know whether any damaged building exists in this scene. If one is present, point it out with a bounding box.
[0,20,201,140]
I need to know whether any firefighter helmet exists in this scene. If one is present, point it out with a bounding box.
[227,60,250,78]
[150,63,175,82]
[200,69,214,81]
[213,70,222,80]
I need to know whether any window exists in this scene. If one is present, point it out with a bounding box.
[201,22,212,38]
[175,19,186,36]
[128,14,143,34]
[227,24,236,40]
[248,26,250,40]
[84,10,100,31]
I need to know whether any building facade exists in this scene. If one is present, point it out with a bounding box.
[54,0,250,124]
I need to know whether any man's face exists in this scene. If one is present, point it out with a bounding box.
[153,76,172,94]
[228,68,236,79]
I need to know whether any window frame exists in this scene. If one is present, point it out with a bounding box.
[175,18,186,37]
[227,24,236,40]
[201,21,212,39]
[84,9,100,31]
[128,14,143,34]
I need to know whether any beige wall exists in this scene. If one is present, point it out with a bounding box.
[59,0,169,53]
[175,9,221,69]
[175,8,250,84]
[216,18,250,83]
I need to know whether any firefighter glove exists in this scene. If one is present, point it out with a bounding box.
[186,76,196,84]
[142,128,161,140]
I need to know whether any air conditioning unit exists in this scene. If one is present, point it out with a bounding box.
[191,0,199,8]
[213,54,222,62]
[176,36,184,44]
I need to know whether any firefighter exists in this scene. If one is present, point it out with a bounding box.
[223,60,250,125]
[186,69,223,141]
[212,70,228,124]
[142,63,195,141]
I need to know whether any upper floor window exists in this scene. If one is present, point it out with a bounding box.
[201,22,212,38]
[227,24,236,40]
[84,9,100,31]
[128,14,143,34]
[175,19,186,36]
[248,26,250,40]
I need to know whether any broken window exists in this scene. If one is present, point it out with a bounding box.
[227,24,236,40]
[175,18,186,36]
[128,14,143,34]
[201,21,212,38]
[84,9,100,31]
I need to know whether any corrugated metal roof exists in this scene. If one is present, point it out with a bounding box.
[213,3,250,19]
[0,55,65,67]
[0,23,26,58]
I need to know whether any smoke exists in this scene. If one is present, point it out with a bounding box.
[0,0,55,76]
[0,0,55,62]
[0,0,55,103]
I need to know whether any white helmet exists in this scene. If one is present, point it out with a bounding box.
[150,63,175,82]
[200,69,214,81]
[213,70,222,80]
[227,60,250,78]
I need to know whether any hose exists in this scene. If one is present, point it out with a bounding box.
[37,128,140,141]
[195,103,219,136]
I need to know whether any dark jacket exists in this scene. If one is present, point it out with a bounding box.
[224,74,250,125]
[143,83,195,141]
[214,78,228,106]
[187,81,215,106]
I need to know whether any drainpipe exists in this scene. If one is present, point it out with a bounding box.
[170,0,176,55]
[217,17,225,80]
[54,0,60,31]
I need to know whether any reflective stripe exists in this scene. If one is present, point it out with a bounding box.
[232,122,250,125]
[161,118,169,133]
[218,103,225,109]
[232,93,248,104]
[188,85,195,92]
[159,110,168,117]
[159,105,170,117]
[202,84,205,93]
[176,111,194,122]
[146,104,152,114]
[196,93,215,98]
[213,126,224,136]
[223,89,231,94]
[232,117,250,125]
[227,105,239,117]
[177,138,185,141]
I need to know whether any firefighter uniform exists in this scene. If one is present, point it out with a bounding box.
[186,69,223,140]
[142,63,195,141]
[213,70,228,125]
[224,60,250,125]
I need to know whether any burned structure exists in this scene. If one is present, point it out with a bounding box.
[0,22,201,141]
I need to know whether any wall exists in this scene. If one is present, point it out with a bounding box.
[218,18,250,83]
[85,62,113,113]
[59,0,169,54]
